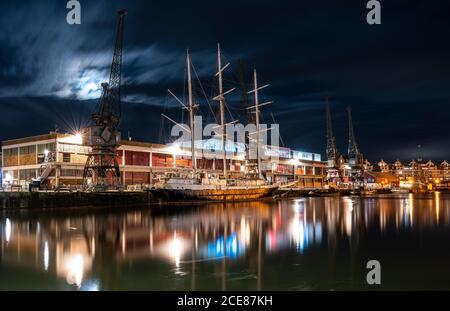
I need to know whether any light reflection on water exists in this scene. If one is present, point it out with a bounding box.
[1,193,450,290]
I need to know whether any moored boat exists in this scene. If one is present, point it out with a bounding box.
[156,45,278,201]
[361,189,377,196]
[308,188,340,197]
[154,177,278,201]
[391,188,412,194]
[349,189,362,196]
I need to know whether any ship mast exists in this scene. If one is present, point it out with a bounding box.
[186,49,196,170]
[253,69,262,179]
[247,69,272,180]
[216,44,227,179]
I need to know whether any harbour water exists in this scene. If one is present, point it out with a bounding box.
[1,193,450,290]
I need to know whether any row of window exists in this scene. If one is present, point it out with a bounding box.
[59,143,90,154]
[3,148,18,156]
[3,143,57,157]
[3,168,83,180]
[61,169,83,177]
[20,145,36,154]
[19,169,37,180]
[37,143,56,154]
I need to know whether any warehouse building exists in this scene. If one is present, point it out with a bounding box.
[1,132,326,190]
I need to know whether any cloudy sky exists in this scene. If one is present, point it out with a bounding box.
[0,0,449,162]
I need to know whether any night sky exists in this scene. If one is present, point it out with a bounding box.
[1,0,449,162]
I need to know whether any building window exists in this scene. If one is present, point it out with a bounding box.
[19,169,37,181]
[38,143,56,154]
[19,145,36,155]
[61,169,83,177]
[63,153,71,163]
[3,148,18,157]
[125,151,149,166]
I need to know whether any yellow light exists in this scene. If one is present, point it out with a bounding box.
[170,234,182,267]
[435,191,441,224]
[59,133,83,145]
[74,132,83,144]
[5,218,11,243]
[44,241,50,271]
[65,254,84,287]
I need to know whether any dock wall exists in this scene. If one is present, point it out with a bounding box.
[0,191,158,210]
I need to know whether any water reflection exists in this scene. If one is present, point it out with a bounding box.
[1,193,450,290]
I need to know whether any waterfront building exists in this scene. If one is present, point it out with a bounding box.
[1,132,326,190]
[377,160,389,172]
[393,159,403,171]
[328,156,450,190]
[363,171,399,189]
[373,159,450,190]
[363,159,373,171]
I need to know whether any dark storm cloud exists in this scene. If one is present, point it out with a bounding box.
[1,0,450,162]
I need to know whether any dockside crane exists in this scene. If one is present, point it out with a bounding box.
[83,9,127,191]
[347,106,364,186]
[325,97,341,185]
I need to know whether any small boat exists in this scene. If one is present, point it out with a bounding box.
[349,189,361,196]
[308,188,340,197]
[361,189,377,196]
[391,188,412,194]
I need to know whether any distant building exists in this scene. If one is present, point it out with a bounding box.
[377,159,389,173]
[372,159,450,190]
[363,159,373,171]
[363,171,399,189]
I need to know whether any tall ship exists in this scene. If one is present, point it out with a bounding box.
[153,44,279,201]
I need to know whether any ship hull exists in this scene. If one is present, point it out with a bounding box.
[152,185,278,202]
